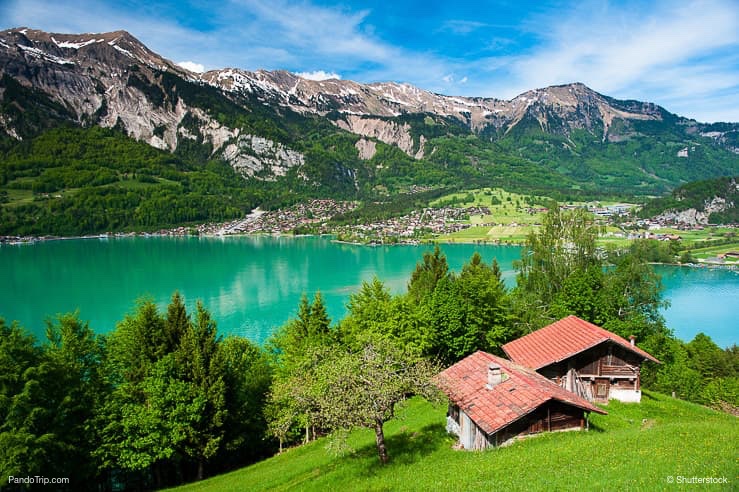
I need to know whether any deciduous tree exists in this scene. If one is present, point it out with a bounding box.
[312,339,440,464]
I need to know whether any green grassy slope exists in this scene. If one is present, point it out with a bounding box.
[173,392,736,492]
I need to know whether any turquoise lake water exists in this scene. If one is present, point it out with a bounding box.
[1,236,736,347]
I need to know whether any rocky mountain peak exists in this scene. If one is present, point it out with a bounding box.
[200,66,665,141]
[2,27,733,190]
[0,27,185,76]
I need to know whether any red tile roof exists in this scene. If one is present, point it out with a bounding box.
[435,351,606,436]
[502,315,660,369]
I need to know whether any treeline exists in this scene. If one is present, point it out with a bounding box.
[2,208,737,490]
[1,295,274,490]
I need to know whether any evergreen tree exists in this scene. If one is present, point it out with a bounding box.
[218,337,274,468]
[0,315,109,490]
[407,245,449,303]
[308,291,331,340]
[109,298,168,383]
[422,253,513,363]
[339,278,395,348]
[96,299,176,488]
[165,291,190,353]
[43,313,107,487]
[456,254,512,355]
[0,319,47,484]
[176,302,227,481]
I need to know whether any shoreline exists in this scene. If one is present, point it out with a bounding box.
[0,230,529,249]
[3,232,737,270]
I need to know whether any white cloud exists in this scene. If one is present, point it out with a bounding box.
[3,0,738,121]
[296,70,341,81]
[177,61,205,73]
[492,0,739,121]
[1,0,451,89]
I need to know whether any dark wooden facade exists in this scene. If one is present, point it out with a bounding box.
[437,351,607,451]
[538,341,643,403]
[447,400,587,450]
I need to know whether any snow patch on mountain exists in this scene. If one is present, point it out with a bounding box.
[17,44,74,65]
[52,37,102,49]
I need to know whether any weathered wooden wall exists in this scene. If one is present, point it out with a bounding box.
[540,341,645,402]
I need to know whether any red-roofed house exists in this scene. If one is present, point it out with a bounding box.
[502,315,660,403]
[435,351,607,450]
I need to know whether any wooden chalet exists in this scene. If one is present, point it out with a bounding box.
[502,316,660,403]
[435,351,606,451]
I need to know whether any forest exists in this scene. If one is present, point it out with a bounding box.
[3,115,737,238]
[0,127,272,236]
[638,176,739,224]
[1,208,736,490]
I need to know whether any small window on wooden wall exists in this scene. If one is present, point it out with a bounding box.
[596,383,608,398]
[449,405,460,423]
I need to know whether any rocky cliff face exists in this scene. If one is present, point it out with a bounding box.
[653,178,738,225]
[336,115,420,158]
[654,196,733,226]
[0,27,734,183]
[0,27,305,178]
[199,68,672,159]
[202,68,663,140]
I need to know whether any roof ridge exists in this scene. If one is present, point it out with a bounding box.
[502,316,659,368]
[435,351,607,436]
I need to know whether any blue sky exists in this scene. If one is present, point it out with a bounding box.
[2,0,738,122]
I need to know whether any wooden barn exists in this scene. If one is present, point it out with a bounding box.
[435,351,606,450]
[502,316,660,403]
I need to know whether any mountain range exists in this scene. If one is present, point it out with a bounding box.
[1,27,738,206]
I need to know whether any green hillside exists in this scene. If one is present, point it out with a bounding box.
[172,392,736,492]
[638,176,738,223]
[0,126,267,236]
[3,50,739,237]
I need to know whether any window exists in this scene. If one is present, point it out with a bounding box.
[596,383,608,398]
[449,404,460,423]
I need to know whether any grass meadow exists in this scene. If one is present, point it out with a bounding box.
[172,391,737,492]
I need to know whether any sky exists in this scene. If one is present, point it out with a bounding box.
[2,0,738,122]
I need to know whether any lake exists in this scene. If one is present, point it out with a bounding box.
[1,236,736,347]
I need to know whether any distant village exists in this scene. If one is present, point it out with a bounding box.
[3,197,735,251]
[132,198,730,244]
[187,199,733,246]
[189,200,493,244]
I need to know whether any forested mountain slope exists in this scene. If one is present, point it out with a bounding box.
[1,27,738,235]
[639,176,738,225]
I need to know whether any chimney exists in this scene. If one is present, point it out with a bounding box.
[486,363,505,389]
[629,335,636,347]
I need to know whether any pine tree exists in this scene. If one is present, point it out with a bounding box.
[308,291,331,339]
[266,293,334,447]
[407,245,449,302]
[177,302,227,481]
[164,291,189,352]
